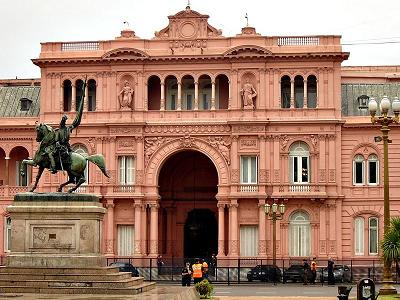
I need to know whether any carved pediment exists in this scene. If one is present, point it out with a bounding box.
[102,48,149,60]
[154,6,222,39]
[223,45,272,57]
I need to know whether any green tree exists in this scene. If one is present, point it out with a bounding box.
[381,217,400,269]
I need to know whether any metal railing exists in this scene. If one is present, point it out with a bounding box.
[61,42,100,51]
[277,37,320,46]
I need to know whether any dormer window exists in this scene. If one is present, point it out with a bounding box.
[357,95,369,109]
[20,98,32,111]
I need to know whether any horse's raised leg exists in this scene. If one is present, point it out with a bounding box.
[68,177,86,193]
[30,166,44,192]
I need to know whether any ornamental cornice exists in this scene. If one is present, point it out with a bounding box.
[144,124,231,134]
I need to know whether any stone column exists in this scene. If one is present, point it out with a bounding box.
[177,81,182,110]
[303,80,308,108]
[194,81,199,110]
[141,204,148,255]
[84,83,89,111]
[160,82,165,110]
[149,203,159,255]
[71,83,76,112]
[5,157,10,186]
[229,200,239,256]
[258,199,267,256]
[217,202,225,256]
[211,81,216,110]
[105,199,115,256]
[134,200,142,255]
[290,79,294,108]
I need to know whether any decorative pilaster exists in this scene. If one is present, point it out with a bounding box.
[160,82,165,110]
[134,200,142,255]
[71,83,76,112]
[229,200,239,256]
[258,199,267,255]
[217,202,225,256]
[105,200,115,255]
[290,79,294,108]
[149,203,159,255]
[194,81,199,110]
[303,79,308,108]
[177,81,182,110]
[211,81,216,110]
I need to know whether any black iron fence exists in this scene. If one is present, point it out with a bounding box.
[106,257,400,284]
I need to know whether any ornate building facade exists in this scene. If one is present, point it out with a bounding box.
[0,6,400,262]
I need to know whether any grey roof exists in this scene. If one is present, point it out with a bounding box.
[0,86,40,117]
[342,83,400,116]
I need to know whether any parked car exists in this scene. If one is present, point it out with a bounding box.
[247,265,282,282]
[109,262,139,277]
[283,264,313,283]
[320,264,351,283]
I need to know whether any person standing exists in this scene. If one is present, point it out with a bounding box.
[181,262,192,286]
[327,258,335,285]
[202,259,209,280]
[310,257,317,284]
[192,259,203,284]
[303,259,309,285]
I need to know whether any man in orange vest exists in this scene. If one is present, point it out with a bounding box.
[192,259,203,284]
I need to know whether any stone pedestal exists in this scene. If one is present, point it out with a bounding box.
[6,193,106,268]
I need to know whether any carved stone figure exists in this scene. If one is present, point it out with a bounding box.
[119,80,134,109]
[20,80,110,193]
[240,79,257,109]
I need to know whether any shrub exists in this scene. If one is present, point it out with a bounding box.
[195,279,214,299]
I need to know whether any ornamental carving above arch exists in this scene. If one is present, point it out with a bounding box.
[144,136,230,186]
[279,134,322,152]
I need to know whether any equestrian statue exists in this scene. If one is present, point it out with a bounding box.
[20,79,110,193]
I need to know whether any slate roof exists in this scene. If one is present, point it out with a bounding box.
[0,86,40,117]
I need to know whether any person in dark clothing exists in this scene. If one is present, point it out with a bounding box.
[327,258,335,285]
[303,259,309,285]
[181,262,192,286]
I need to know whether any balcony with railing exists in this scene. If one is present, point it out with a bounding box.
[271,183,327,198]
[0,186,29,198]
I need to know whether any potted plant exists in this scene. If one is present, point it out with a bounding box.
[195,279,214,299]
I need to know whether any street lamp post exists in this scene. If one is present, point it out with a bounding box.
[368,95,400,295]
[265,202,286,283]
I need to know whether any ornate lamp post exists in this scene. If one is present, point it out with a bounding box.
[368,95,400,295]
[265,202,286,282]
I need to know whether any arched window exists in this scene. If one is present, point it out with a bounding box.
[353,155,365,185]
[165,76,177,110]
[281,75,291,108]
[289,142,310,184]
[63,80,72,111]
[87,79,96,111]
[199,75,212,110]
[148,75,161,110]
[294,75,304,108]
[216,74,229,109]
[367,154,379,185]
[75,80,84,111]
[369,217,378,255]
[354,217,364,255]
[181,75,194,110]
[72,144,89,183]
[307,75,317,108]
[289,211,311,257]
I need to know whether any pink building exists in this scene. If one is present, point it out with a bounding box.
[0,6,399,263]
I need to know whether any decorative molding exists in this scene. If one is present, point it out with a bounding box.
[319,169,326,182]
[109,127,142,135]
[240,137,258,149]
[232,125,265,133]
[136,170,144,185]
[329,169,335,182]
[144,124,230,134]
[259,169,268,183]
[177,135,198,149]
[207,136,231,165]
[231,169,239,183]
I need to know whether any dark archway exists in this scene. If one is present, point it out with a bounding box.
[184,209,217,259]
[158,150,218,258]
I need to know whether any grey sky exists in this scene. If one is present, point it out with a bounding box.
[1,0,400,79]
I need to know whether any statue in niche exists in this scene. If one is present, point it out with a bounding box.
[119,80,134,109]
[240,78,257,109]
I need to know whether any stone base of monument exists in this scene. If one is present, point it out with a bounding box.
[0,193,155,294]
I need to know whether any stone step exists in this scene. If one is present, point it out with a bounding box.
[0,277,144,288]
[0,266,120,275]
[0,282,156,295]
[0,272,133,281]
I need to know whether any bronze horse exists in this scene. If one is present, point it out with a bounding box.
[20,123,110,193]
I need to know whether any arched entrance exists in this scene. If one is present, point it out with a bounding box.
[158,150,218,259]
[184,208,217,258]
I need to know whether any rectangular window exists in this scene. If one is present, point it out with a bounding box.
[118,156,135,185]
[186,94,192,110]
[117,225,134,256]
[355,217,364,255]
[291,156,309,183]
[368,160,379,185]
[240,156,257,184]
[369,218,378,255]
[240,225,258,256]
[354,161,364,185]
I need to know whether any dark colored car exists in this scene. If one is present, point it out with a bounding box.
[283,264,313,283]
[320,264,351,283]
[247,265,282,282]
[110,262,139,277]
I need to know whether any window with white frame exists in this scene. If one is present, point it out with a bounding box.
[368,155,379,185]
[354,217,364,255]
[72,144,89,183]
[353,155,365,185]
[117,225,135,256]
[289,142,310,184]
[289,211,311,257]
[4,217,11,252]
[369,217,378,255]
[240,156,257,184]
[240,225,258,256]
[118,156,135,185]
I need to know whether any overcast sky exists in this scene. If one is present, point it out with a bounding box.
[1,0,400,79]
